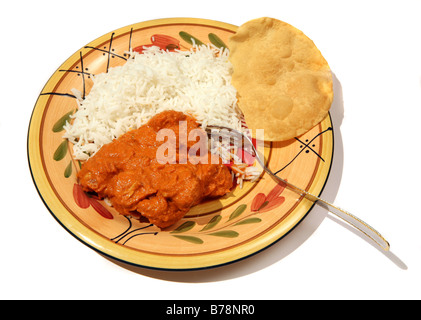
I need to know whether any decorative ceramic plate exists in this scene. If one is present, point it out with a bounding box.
[28,18,334,270]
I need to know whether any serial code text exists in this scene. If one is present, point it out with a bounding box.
[165,303,255,317]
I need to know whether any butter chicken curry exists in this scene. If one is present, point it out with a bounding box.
[77,111,233,228]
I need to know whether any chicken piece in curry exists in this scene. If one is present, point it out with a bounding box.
[77,110,233,228]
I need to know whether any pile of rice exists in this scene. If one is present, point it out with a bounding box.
[63,44,262,185]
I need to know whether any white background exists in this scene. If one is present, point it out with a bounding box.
[2,0,421,300]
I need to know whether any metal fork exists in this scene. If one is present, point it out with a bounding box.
[206,125,390,251]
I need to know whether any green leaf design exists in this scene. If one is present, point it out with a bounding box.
[64,160,72,178]
[209,230,239,238]
[170,221,196,233]
[53,110,74,132]
[228,204,247,221]
[172,235,203,244]
[53,140,68,161]
[179,31,204,46]
[234,218,262,226]
[208,33,227,49]
[200,215,222,231]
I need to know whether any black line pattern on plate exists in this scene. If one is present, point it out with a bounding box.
[40,52,90,99]
[111,217,157,245]
[128,28,133,53]
[274,127,333,174]
[40,29,131,100]
[40,92,77,99]
[84,32,128,73]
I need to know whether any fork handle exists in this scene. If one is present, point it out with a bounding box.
[270,174,390,251]
[205,125,390,251]
[313,195,390,251]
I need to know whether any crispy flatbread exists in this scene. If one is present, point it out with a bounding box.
[228,17,333,141]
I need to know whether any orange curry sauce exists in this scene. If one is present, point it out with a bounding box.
[78,111,233,228]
